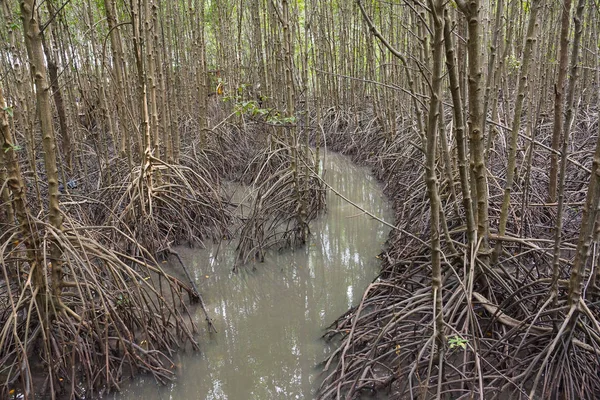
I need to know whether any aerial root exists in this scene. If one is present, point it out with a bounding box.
[317,240,600,399]
[92,154,231,256]
[234,137,326,268]
[0,214,198,398]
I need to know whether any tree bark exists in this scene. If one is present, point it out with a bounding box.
[456,0,490,248]
[492,0,541,263]
[425,0,446,378]
[21,0,65,301]
[548,0,573,202]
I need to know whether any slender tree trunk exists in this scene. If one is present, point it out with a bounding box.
[157,7,172,163]
[457,0,490,248]
[195,0,208,146]
[42,0,72,172]
[563,0,588,307]
[425,0,445,377]
[0,84,42,291]
[482,0,503,157]
[144,0,160,159]
[0,89,15,228]
[439,102,459,218]
[21,0,64,302]
[251,0,266,92]
[281,0,307,243]
[548,0,573,202]
[492,0,541,263]
[444,9,476,248]
[104,0,133,167]
[589,65,600,295]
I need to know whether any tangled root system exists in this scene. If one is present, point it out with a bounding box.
[92,154,230,255]
[0,215,198,398]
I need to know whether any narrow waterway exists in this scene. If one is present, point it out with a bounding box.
[115,153,392,399]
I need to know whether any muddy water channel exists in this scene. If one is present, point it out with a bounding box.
[116,153,392,399]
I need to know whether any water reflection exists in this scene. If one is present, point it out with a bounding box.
[115,153,392,399]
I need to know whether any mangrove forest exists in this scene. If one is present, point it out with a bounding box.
[1,0,599,398]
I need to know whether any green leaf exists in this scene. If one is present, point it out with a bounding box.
[4,144,22,153]
[3,106,13,117]
[448,335,468,350]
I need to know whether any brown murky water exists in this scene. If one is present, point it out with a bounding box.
[114,153,392,399]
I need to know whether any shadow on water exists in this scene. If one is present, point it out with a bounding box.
[114,153,392,399]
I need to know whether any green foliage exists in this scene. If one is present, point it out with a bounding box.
[507,54,521,71]
[235,100,268,117]
[4,143,22,153]
[237,83,251,94]
[222,93,296,125]
[2,106,13,118]
[448,335,468,350]
[223,94,267,117]
[115,293,130,308]
[95,0,106,14]
[268,114,296,125]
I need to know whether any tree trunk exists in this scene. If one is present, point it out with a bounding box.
[425,0,446,383]
[492,0,541,263]
[41,1,73,172]
[457,0,490,248]
[21,0,65,301]
[444,9,476,248]
[548,0,573,202]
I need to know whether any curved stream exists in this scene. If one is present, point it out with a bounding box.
[115,153,392,399]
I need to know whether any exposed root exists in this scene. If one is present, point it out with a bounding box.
[234,137,326,268]
[0,215,198,398]
[92,153,230,256]
[315,106,600,399]
[318,243,600,399]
